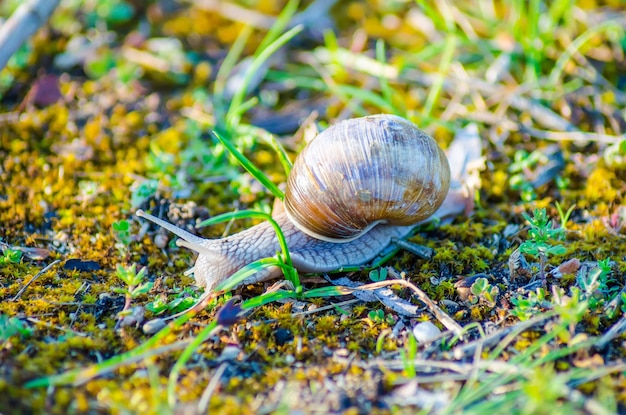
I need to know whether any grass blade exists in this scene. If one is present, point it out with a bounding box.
[226,24,304,128]
[211,130,285,200]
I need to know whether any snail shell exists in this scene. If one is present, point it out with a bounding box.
[136,114,453,291]
[285,115,450,242]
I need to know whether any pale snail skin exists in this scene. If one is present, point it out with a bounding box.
[136,114,454,291]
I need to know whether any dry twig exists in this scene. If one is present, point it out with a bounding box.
[10,260,61,301]
[0,0,60,71]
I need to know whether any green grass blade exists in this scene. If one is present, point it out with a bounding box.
[524,0,541,83]
[266,70,327,90]
[215,257,282,292]
[25,303,201,387]
[236,123,292,175]
[337,84,395,113]
[263,131,293,176]
[214,25,254,118]
[257,0,299,52]
[211,130,285,200]
[197,209,299,290]
[167,320,220,406]
[376,39,401,116]
[196,210,271,228]
[301,285,355,298]
[548,20,623,86]
[415,0,453,32]
[242,290,298,308]
[226,24,304,128]
[422,33,456,119]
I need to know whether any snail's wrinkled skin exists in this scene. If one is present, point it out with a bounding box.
[136,188,463,291]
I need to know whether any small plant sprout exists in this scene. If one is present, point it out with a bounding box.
[575,258,614,311]
[0,314,32,342]
[113,264,153,320]
[77,180,99,204]
[401,332,418,378]
[130,179,158,208]
[510,288,548,321]
[519,208,567,285]
[0,247,22,265]
[367,309,395,325]
[508,149,544,202]
[551,287,589,339]
[369,267,388,282]
[112,219,132,253]
[554,201,575,230]
[603,138,626,168]
[508,148,567,202]
[146,287,200,315]
[469,277,499,307]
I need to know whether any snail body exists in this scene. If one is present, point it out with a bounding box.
[137,114,452,291]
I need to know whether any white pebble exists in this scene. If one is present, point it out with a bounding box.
[412,321,441,343]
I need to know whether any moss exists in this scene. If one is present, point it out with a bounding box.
[0,1,625,412]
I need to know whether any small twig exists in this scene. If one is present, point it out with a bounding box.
[452,312,556,359]
[0,112,19,124]
[391,238,433,259]
[328,275,422,317]
[25,317,88,337]
[290,298,360,318]
[348,272,464,338]
[519,125,623,145]
[467,334,485,389]
[400,70,577,132]
[595,315,626,349]
[567,362,626,388]
[368,356,526,377]
[0,0,60,71]
[10,259,61,301]
[386,268,463,337]
[539,253,547,287]
[196,363,227,414]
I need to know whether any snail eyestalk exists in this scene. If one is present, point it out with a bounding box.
[136,209,222,261]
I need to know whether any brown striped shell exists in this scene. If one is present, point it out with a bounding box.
[284,114,450,242]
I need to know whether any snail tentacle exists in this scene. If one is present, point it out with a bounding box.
[137,210,208,249]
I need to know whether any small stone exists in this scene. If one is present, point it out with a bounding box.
[119,306,145,328]
[154,232,169,249]
[454,274,486,301]
[64,259,101,272]
[219,346,241,361]
[412,321,441,343]
[274,328,293,346]
[143,318,166,334]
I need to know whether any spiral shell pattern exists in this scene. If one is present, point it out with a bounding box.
[284,114,451,242]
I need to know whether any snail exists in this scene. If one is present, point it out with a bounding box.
[137,114,458,291]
